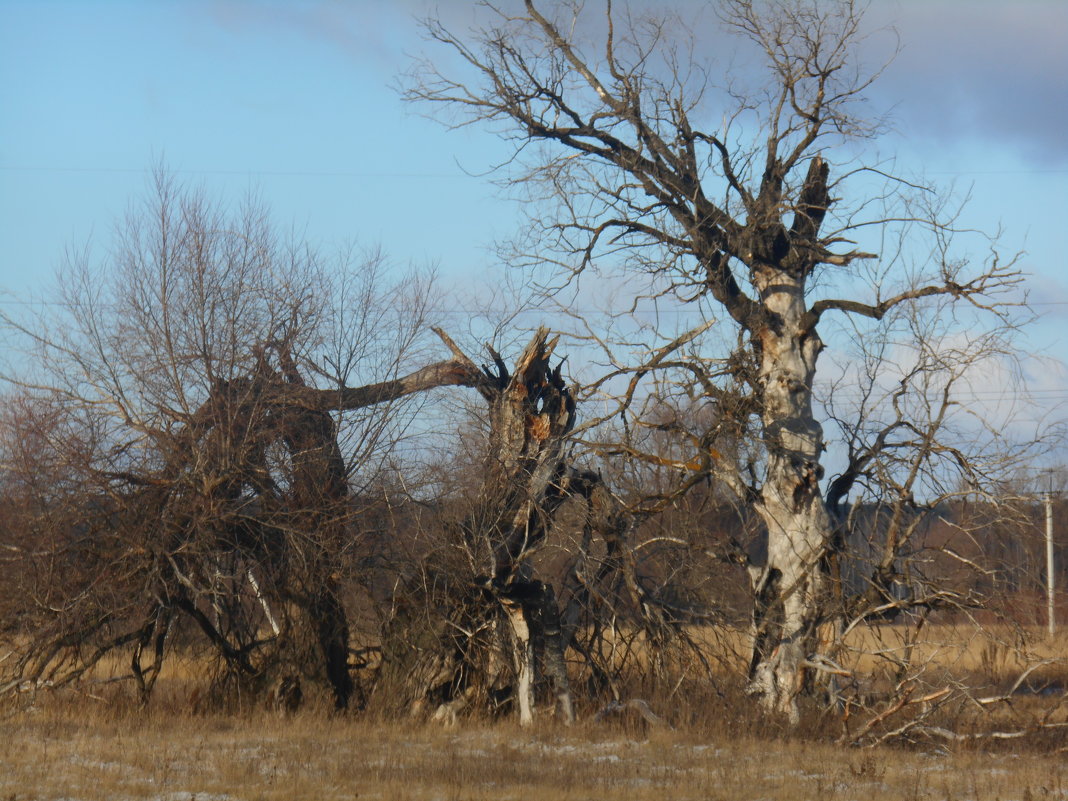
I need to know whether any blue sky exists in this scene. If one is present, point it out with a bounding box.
[1,0,1066,462]
[0,0,516,288]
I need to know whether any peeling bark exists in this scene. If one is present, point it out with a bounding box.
[745,266,833,722]
[501,597,535,726]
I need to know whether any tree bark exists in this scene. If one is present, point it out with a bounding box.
[745,268,832,723]
[501,597,535,726]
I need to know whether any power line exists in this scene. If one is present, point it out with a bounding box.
[0,297,1064,310]
[0,166,463,179]
[4,164,1068,178]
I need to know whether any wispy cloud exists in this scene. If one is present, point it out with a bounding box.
[203,1,405,71]
[868,0,1068,165]
[202,0,484,73]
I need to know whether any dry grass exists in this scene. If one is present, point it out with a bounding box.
[840,624,1068,675]
[2,621,1065,800]
[677,622,1068,691]
[2,702,1065,801]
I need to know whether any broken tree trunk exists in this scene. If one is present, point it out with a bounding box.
[471,330,577,725]
[404,328,579,725]
[272,342,358,710]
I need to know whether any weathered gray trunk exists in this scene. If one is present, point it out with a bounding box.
[746,269,832,723]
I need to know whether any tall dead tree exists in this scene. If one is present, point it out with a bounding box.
[408,0,1028,722]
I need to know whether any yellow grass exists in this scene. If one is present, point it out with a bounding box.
[2,620,1064,799]
[15,620,1065,690]
[616,621,1068,690]
[1,706,1065,801]
[838,623,1068,676]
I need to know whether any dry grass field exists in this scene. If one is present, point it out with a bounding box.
[2,705,1066,801]
[2,622,1065,800]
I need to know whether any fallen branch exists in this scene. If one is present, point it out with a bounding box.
[839,686,952,747]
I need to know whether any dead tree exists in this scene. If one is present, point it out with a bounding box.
[408,0,1031,723]
[0,330,489,708]
[0,174,491,710]
[377,328,713,725]
[464,329,578,725]
[377,329,577,723]
[380,328,689,725]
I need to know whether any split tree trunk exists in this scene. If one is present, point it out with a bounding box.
[406,328,578,725]
[270,344,359,710]
[469,330,577,725]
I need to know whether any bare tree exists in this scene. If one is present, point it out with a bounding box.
[406,0,1032,723]
[0,171,707,727]
[0,173,485,709]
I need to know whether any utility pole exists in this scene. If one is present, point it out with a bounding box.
[1047,488,1056,637]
